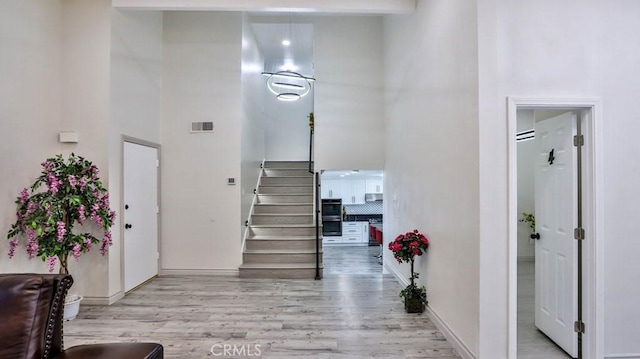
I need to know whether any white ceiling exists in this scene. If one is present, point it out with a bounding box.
[251,22,315,77]
[322,170,384,180]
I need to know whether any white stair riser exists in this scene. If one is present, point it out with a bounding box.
[250,226,317,236]
[251,215,313,225]
[263,169,313,177]
[253,204,313,214]
[258,186,313,194]
[264,161,309,169]
[243,253,321,264]
[239,268,321,279]
[261,177,313,186]
[257,195,312,204]
[246,239,318,251]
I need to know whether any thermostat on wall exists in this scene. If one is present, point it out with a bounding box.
[228,178,236,185]
[59,131,79,143]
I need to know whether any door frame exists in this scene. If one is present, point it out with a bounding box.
[120,136,162,294]
[507,98,604,359]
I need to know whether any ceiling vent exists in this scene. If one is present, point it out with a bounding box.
[190,122,214,133]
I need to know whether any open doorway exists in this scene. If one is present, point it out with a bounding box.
[508,98,604,359]
[516,109,576,359]
[320,170,384,275]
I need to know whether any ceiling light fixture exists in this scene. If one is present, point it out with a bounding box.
[282,39,291,46]
[262,71,314,102]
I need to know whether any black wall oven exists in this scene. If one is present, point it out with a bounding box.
[321,199,342,236]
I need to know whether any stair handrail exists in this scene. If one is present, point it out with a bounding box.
[308,112,314,173]
[314,171,321,280]
[241,159,266,252]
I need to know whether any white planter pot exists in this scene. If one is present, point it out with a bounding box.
[63,295,83,321]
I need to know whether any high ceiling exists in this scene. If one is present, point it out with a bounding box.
[251,22,315,77]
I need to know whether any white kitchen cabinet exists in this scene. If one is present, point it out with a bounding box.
[323,236,342,244]
[342,222,368,244]
[341,180,366,204]
[321,179,342,199]
[365,178,383,193]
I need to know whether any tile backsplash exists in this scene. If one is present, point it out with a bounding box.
[345,202,383,215]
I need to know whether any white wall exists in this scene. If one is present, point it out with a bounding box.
[0,0,63,274]
[109,9,163,297]
[161,12,243,273]
[478,0,640,357]
[516,110,535,259]
[58,0,113,300]
[314,16,385,171]
[384,1,480,356]
[0,0,114,301]
[264,89,313,161]
[241,15,266,229]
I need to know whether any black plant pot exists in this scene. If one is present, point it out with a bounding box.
[404,298,425,313]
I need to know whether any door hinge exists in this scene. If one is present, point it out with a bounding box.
[156,159,160,167]
[156,206,160,214]
[574,320,585,334]
[573,134,584,147]
[574,227,585,240]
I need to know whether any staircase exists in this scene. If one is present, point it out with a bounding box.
[239,161,322,279]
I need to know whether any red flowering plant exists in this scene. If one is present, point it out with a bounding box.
[7,154,115,275]
[388,229,429,308]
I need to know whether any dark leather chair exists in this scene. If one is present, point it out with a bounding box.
[0,273,163,359]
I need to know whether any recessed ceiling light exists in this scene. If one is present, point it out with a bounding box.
[282,39,291,46]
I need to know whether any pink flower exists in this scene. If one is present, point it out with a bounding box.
[409,241,419,248]
[41,161,54,171]
[83,237,92,251]
[26,228,38,258]
[109,210,116,222]
[19,188,29,204]
[413,249,420,255]
[78,177,87,189]
[100,231,112,255]
[72,244,82,260]
[7,240,19,258]
[46,256,57,273]
[47,173,60,194]
[56,221,66,243]
[68,175,77,188]
[26,202,38,216]
[78,205,86,222]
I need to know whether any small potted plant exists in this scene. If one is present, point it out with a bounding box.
[520,212,536,239]
[388,229,429,313]
[7,153,115,320]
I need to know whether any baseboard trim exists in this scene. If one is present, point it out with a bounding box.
[517,256,535,262]
[160,268,240,276]
[605,354,640,359]
[383,257,409,287]
[383,257,476,359]
[426,306,476,359]
[82,291,124,306]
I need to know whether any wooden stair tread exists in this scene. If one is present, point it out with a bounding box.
[247,236,318,240]
[250,224,319,228]
[244,249,321,254]
[239,263,323,269]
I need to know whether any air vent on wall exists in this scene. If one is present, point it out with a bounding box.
[190,122,214,133]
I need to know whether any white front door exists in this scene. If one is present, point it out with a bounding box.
[124,142,159,292]
[534,112,578,358]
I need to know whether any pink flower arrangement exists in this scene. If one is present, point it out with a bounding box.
[7,154,115,274]
[388,229,430,307]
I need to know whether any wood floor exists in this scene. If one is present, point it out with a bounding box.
[517,261,572,359]
[65,245,460,358]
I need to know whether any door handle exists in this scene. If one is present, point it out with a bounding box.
[125,223,133,229]
[530,233,540,240]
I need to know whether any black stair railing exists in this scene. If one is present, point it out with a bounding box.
[315,172,321,280]
[308,112,314,173]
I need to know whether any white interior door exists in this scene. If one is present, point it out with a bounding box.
[124,142,159,292]
[534,112,578,357]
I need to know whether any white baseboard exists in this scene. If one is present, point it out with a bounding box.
[83,291,124,306]
[426,306,476,359]
[160,268,240,276]
[383,257,476,359]
[606,354,640,359]
[383,257,409,286]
